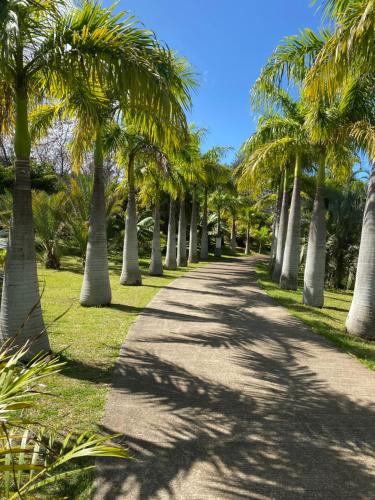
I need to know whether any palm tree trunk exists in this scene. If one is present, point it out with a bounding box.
[269,175,283,274]
[188,186,198,263]
[165,197,177,270]
[0,80,49,356]
[80,133,112,306]
[280,155,301,290]
[200,186,209,259]
[149,200,163,276]
[244,221,251,255]
[214,209,222,257]
[303,162,326,307]
[346,159,375,338]
[272,169,289,282]
[120,155,142,285]
[230,216,237,255]
[177,198,187,267]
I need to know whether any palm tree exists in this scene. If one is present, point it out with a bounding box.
[189,186,199,263]
[252,35,356,299]
[177,197,188,267]
[165,196,177,270]
[304,2,375,334]
[241,202,256,255]
[138,155,170,277]
[241,84,312,290]
[209,186,230,257]
[110,127,174,284]
[168,126,205,265]
[200,147,230,259]
[0,1,125,353]
[269,177,284,273]
[305,0,375,98]
[301,89,359,307]
[0,0,196,352]
[272,167,289,281]
[222,190,240,255]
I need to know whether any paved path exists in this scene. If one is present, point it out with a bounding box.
[95,258,375,499]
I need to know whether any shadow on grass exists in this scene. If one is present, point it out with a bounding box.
[256,262,375,371]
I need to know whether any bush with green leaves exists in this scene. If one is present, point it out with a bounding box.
[0,341,128,498]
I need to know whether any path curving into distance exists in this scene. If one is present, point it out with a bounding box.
[95,257,375,500]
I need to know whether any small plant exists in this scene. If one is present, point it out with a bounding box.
[0,341,128,498]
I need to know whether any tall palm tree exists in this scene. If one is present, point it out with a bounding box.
[268,176,284,273]
[241,85,312,289]
[189,186,199,263]
[165,196,177,270]
[208,186,231,257]
[177,197,187,267]
[304,1,375,334]
[169,126,205,265]
[200,147,230,259]
[302,90,359,307]
[138,155,170,277]
[272,166,290,282]
[0,0,144,353]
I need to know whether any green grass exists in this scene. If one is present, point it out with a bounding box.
[34,255,220,429]
[31,253,232,498]
[256,263,375,371]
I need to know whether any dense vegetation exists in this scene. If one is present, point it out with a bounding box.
[237,0,375,339]
[0,0,375,496]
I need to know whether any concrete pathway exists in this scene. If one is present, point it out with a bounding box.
[95,258,375,499]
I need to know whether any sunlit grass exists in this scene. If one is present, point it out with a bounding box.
[256,263,375,372]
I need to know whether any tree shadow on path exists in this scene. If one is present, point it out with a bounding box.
[94,259,375,500]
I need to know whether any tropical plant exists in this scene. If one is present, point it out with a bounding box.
[32,191,66,269]
[302,0,375,335]
[200,148,231,259]
[138,156,170,277]
[0,341,127,498]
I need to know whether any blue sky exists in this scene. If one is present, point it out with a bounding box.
[104,1,323,162]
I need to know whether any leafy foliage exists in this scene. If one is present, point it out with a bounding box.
[0,342,128,498]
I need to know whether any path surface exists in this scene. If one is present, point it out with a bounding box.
[95,258,375,499]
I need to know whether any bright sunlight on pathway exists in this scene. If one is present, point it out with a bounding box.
[95,257,375,500]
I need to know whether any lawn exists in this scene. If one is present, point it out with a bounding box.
[35,255,215,430]
[256,263,375,372]
[32,254,216,498]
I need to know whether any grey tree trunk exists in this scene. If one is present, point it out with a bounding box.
[272,180,289,282]
[0,161,50,356]
[80,136,111,306]
[120,156,142,285]
[200,187,209,259]
[280,160,301,290]
[165,197,177,270]
[0,82,49,357]
[244,222,251,255]
[269,177,283,273]
[149,202,163,276]
[230,217,237,255]
[177,199,187,267]
[214,210,222,257]
[188,187,198,263]
[346,160,375,338]
[303,170,326,307]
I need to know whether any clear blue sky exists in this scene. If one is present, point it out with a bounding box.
[104,1,323,162]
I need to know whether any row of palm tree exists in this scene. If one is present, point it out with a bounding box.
[238,0,375,339]
[0,0,199,357]
[1,0,261,357]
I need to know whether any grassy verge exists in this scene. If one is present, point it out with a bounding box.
[256,263,375,372]
[31,253,228,497]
